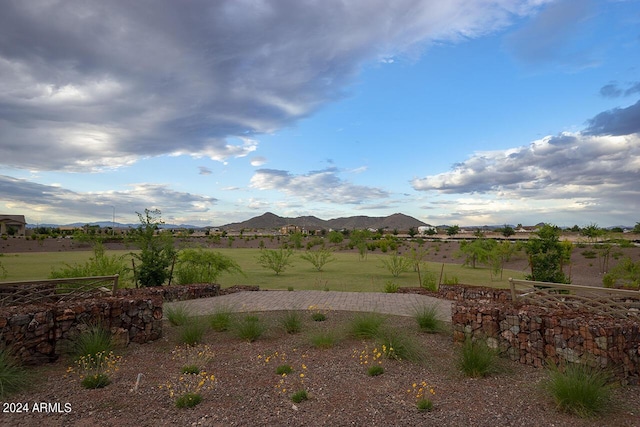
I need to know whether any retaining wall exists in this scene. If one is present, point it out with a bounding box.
[452,296,640,384]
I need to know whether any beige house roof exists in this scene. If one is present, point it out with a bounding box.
[0,215,26,225]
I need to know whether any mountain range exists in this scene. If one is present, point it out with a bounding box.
[220,212,429,231]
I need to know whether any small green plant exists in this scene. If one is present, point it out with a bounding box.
[349,312,386,339]
[290,389,308,403]
[458,339,498,378]
[234,315,266,342]
[0,350,29,398]
[367,365,385,376]
[69,351,121,389]
[175,392,203,408]
[407,380,436,412]
[308,304,330,321]
[544,362,613,418]
[276,364,294,375]
[165,304,191,327]
[281,311,303,334]
[309,331,337,349]
[287,286,294,291]
[160,371,216,409]
[179,319,207,346]
[443,274,459,285]
[421,270,438,291]
[172,344,215,375]
[208,306,233,332]
[300,248,336,272]
[414,305,446,333]
[383,281,399,293]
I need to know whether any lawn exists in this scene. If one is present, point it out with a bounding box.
[0,248,525,291]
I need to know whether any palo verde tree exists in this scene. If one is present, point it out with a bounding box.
[131,209,177,287]
[524,224,571,284]
[174,248,244,285]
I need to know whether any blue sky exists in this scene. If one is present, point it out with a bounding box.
[1,0,639,227]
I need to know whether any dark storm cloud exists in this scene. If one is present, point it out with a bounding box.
[584,100,640,136]
[0,0,548,172]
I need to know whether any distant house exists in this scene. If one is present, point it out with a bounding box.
[280,224,301,235]
[0,215,27,236]
[417,225,436,235]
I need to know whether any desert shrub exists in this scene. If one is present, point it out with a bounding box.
[602,257,640,289]
[165,304,192,327]
[0,350,29,398]
[421,271,438,291]
[49,241,130,284]
[257,248,294,275]
[275,364,294,375]
[300,248,336,272]
[174,248,243,285]
[443,274,459,285]
[414,305,446,333]
[376,328,426,364]
[208,306,233,332]
[290,389,308,403]
[458,339,498,378]
[176,392,203,408]
[130,209,176,287]
[71,324,113,361]
[544,363,613,418]
[383,281,399,293]
[348,312,386,339]
[309,331,338,349]
[367,365,384,376]
[281,311,303,334]
[179,319,207,345]
[380,253,413,277]
[233,315,266,342]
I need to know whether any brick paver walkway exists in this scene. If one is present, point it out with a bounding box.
[165,290,452,321]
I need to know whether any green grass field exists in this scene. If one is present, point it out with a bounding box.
[0,248,525,292]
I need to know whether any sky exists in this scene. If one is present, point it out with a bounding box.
[1,0,639,228]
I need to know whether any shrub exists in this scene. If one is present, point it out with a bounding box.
[309,331,337,349]
[300,248,336,272]
[380,253,413,277]
[443,274,459,285]
[348,312,386,339]
[175,392,203,408]
[0,350,29,398]
[71,324,112,361]
[208,307,233,332]
[70,351,121,389]
[544,363,612,418]
[275,364,294,375]
[174,248,244,285]
[367,365,385,376]
[49,241,130,284]
[234,315,266,342]
[421,271,438,291]
[291,389,308,403]
[165,304,191,327]
[376,328,426,364]
[458,339,498,378]
[179,319,207,346]
[281,311,303,334]
[257,248,294,275]
[414,305,446,333]
[383,281,399,293]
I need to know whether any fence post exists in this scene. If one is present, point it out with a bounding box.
[509,278,517,303]
[112,274,119,296]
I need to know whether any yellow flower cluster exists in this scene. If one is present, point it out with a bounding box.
[171,344,215,371]
[407,380,436,401]
[67,351,121,382]
[352,344,391,367]
[159,371,216,399]
[258,349,309,396]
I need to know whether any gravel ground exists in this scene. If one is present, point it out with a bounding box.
[3,311,640,427]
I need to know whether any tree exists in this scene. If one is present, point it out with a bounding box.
[300,248,336,272]
[500,225,515,238]
[174,248,243,284]
[524,224,570,283]
[408,227,417,238]
[131,209,176,287]
[257,248,294,275]
[603,257,640,289]
[446,225,460,237]
[457,238,497,269]
[349,229,371,260]
[380,252,414,277]
[580,223,604,243]
[327,230,344,244]
[633,222,640,234]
